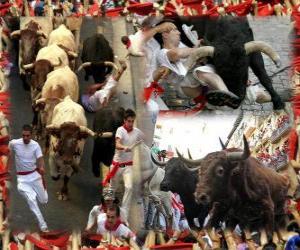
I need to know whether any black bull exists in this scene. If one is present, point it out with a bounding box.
[151,155,209,229]
[91,106,125,178]
[81,33,115,83]
[177,136,289,245]
[170,15,284,110]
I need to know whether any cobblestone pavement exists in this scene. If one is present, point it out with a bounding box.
[160,16,293,115]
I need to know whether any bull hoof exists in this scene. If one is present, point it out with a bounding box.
[273,101,285,110]
[56,191,69,201]
[51,175,60,181]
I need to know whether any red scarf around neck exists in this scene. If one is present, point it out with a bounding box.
[104,218,122,231]
[126,39,131,49]
[123,124,133,133]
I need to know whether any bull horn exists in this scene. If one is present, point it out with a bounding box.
[23,63,34,70]
[244,41,281,68]
[35,98,47,105]
[187,148,193,159]
[226,135,250,161]
[10,30,21,38]
[219,137,226,150]
[150,150,166,167]
[79,126,96,137]
[46,124,59,130]
[98,132,113,138]
[176,148,202,167]
[104,61,120,72]
[67,51,78,58]
[51,57,63,67]
[77,62,92,72]
[36,30,48,39]
[186,46,215,70]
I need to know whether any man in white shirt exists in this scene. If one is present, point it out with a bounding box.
[85,187,128,233]
[81,60,127,113]
[96,205,136,242]
[154,20,240,109]
[108,109,144,221]
[8,124,48,232]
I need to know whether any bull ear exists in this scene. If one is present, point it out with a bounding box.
[10,30,21,39]
[46,125,60,137]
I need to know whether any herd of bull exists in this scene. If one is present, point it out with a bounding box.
[7,18,122,200]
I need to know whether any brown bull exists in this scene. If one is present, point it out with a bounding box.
[10,20,47,67]
[177,136,289,247]
[10,20,47,89]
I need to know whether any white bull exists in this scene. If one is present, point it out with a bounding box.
[34,65,79,141]
[48,24,77,70]
[46,96,112,200]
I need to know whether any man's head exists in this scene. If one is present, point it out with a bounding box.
[102,187,115,207]
[123,109,136,131]
[154,20,181,48]
[22,124,33,144]
[106,205,120,227]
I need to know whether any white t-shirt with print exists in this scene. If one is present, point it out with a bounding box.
[9,138,43,182]
[113,126,144,163]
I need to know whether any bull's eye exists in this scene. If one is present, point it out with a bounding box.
[215,166,224,177]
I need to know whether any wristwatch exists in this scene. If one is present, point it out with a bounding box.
[171,236,178,241]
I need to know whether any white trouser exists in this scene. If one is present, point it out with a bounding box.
[17,178,48,231]
[109,166,132,221]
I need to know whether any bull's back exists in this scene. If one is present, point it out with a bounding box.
[82,34,114,62]
[48,25,76,52]
[42,66,79,101]
[36,44,69,67]
[51,99,87,127]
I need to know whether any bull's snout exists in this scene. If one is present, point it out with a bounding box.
[160,182,169,192]
[63,158,72,165]
[196,193,210,205]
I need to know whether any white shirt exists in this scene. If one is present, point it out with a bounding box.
[88,77,118,111]
[86,205,128,229]
[113,126,144,163]
[155,42,188,91]
[155,42,215,91]
[96,216,135,240]
[9,138,43,182]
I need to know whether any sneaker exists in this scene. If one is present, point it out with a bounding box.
[206,90,241,109]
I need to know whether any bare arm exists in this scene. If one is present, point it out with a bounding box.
[36,156,45,175]
[167,47,198,63]
[115,137,131,152]
[142,22,177,43]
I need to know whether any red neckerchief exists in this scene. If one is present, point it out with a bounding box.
[104,218,122,231]
[123,124,133,133]
[100,204,107,213]
[126,39,131,49]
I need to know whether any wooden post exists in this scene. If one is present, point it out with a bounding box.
[2,229,10,250]
[244,229,256,250]
[71,230,80,250]
[223,228,237,250]
[23,0,30,17]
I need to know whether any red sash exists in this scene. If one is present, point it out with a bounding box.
[102,161,133,187]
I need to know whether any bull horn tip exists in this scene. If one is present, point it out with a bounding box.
[219,137,226,150]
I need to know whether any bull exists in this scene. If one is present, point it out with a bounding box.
[177,136,289,246]
[175,16,284,110]
[151,152,209,228]
[10,19,48,89]
[23,44,69,102]
[46,96,112,200]
[91,106,125,178]
[79,33,114,83]
[47,24,78,70]
[34,65,79,144]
